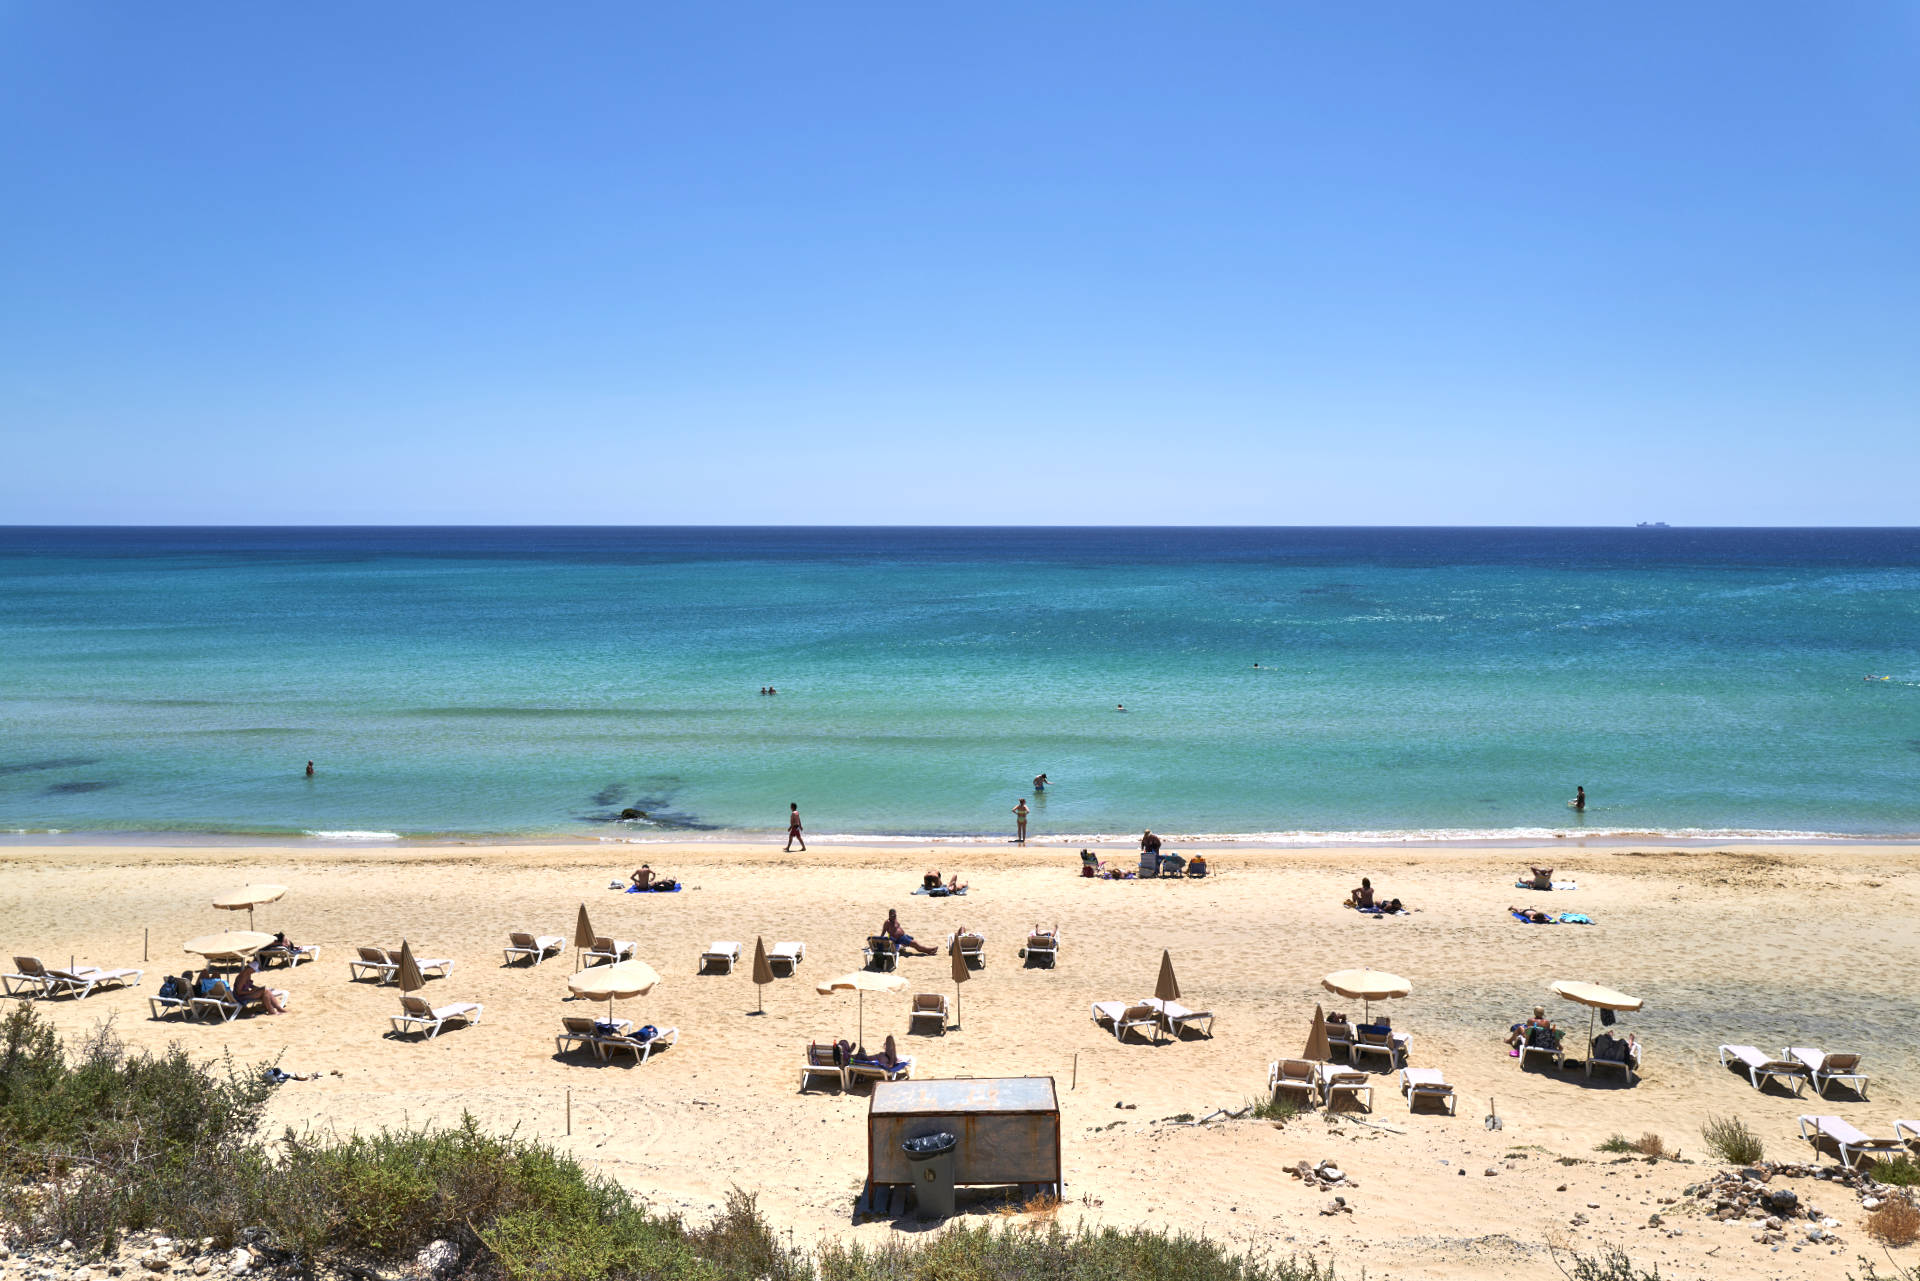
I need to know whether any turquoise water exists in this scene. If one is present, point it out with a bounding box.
[2,528,1918,843]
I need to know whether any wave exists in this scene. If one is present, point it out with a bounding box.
[303,829,403,841]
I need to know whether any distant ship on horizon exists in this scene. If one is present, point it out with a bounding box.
[1635,521,1671,529]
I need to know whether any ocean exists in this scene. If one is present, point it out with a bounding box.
[2,527,1917,844]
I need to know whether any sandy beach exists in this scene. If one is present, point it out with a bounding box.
[5,838,1918,1279]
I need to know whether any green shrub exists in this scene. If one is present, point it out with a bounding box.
[1594,1134,1636,1154]
[1250,1094,1299,1122]
[1701,1114,1765,1165]
[1549,1243,1663,1280]
[818,1221,1332,1281]
[1872,1155,1920,1187]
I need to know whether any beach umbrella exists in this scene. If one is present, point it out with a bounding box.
[396,940,425,993]
[816,970,907,1050]
[751,937,773,1014]
[1152,950,1181,1043]
[182,930,275,966]
[569,958,662,1022]
[949,932,972,1031]
[1304,1003,1331,1061]
[1321,969,1411,1023]
[211,884,286,931]
[573,905,597,969]
[1550,980,1643,1064]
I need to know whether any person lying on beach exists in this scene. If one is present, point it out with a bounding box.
[882,909,938,955]
[232,964,285,1015]
[1509,905,1553,924]
[1345,878,1375,909]
[1507,1005,1554,1049]
[1379,897,1405,913]
[851,1034,903,1070]
[946,873,966,894]
[195,968,221,998]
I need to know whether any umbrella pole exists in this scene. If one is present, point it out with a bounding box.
[858,991,865,1051]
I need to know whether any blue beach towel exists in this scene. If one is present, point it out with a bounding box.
[1556,912,1593,925]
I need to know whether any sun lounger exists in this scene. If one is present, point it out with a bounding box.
[801,1042,847,1092]
[47,966,142,1000]
[585,936,636,967]
[349,947,399,983]
[1719,1045,1808,1095]
[1025,930,1059,968]
[1090,1000,1158,1043]
[504,933,563,967]
[863,936,898,972]
[1323,1019,1355,1063]
[699,941,742,974]
[258,943,320,968]
[1588,1034,1640,1080]
[1268,1058,1319,1108]
[946,932,986,968]
[1895,1120,1920,1144]
[769,941,806,975]
[191,982,246,1022]
[4,956,56,997]
[392,995,482,1039]
[1787,1047,1870,1099]
[1798,1115,1906,1168]
[1400,1066,1457,1115]
[909,992,950,1033]
[846,1054,913,1086]
[599,1026,677,1064]
[1316,1062,1374,1111]
[1519,1025,1565,1071]
[1354,1025,1409,1069]
[1141,997,1214,1039]
[556,1014,632,1058]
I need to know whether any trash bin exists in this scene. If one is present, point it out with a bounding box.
[900,1131,958,1218]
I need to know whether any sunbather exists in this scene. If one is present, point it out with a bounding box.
[881,910,938,955]
[1592,1031,1637,1065]
[232,964,284,1015]
[852,1034,904,1070]
[946,873,966,894]
[923,870,942,890]
[1509,905,1552,923]
[1528,866,1553,889]
[1346,878,1374,909]
[630,865,655,890]
[1187,855,1208,876]
[194,967,221,997]
[1507,1005,1553,1049]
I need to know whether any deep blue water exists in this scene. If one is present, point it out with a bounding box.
[2,527,1917,842]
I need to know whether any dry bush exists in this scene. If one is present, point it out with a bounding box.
[1630,1133,1670,1159]
[1868,1197,1920,1248]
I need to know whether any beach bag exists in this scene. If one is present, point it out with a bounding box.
[1526,1025,1555,1050]
[833,1039,852,1067]
[637,1025,657,1043]
[159,976,183,1000]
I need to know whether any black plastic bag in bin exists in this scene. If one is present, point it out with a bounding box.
[902,1132,956,1157]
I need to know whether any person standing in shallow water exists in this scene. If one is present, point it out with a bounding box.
[1573,785,1586,812]
[305,760,314,777]
[785,803,806,851]
[1013,798,1029,844]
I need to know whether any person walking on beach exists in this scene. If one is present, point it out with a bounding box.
[1013,798,1029,844]
[785,802,806,852]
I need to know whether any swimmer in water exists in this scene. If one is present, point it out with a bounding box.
[1032,772,1048,791]
[305,760,314,777]
[1115,703,1126,712]
[1573,785,1586,812]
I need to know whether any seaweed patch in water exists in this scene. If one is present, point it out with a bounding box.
[0,757,102,776]
[43,780,116,794]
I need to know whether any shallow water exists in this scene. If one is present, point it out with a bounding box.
[2,527,1917,840]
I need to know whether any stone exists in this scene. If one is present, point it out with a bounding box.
[225,1250,249,1275]
[140,1255,168,1274]
[1862,1197,1882,1211]
[1485,1168,1498,1177]
[191,1262,210,1277]
[1767,1188,1799,1213]
[414,1239,459,1279]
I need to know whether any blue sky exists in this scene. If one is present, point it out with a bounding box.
[3,5,1915,525]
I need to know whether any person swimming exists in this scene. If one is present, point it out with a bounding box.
[1572,786,1586,811]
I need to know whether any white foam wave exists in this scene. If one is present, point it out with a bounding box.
[303,829,402,842]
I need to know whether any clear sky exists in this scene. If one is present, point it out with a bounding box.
[3,4,1915,525]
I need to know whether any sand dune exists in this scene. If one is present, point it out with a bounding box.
[5,839,1917,1279]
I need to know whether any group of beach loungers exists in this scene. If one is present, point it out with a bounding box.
[799,1038,915,1092]
[1089,997,1215,1042]
[1719,1044,1870,1098]
[554,1015,678,1063]
[5,956,143,1001]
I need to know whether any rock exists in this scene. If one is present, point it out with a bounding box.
[1557,1184,1568,1192]
[140,1255,168,1274]
[1862,1197,1882,1211]
[1767,1189,1799,1213]
[1646,1214,1662,1227]
[414,1240,459,1279]
[618,808,647,820]
[1485,1168,1499,1177]
[59,1243,75,1254]
[191,1263,209,1278]
[225,1250,250,1275]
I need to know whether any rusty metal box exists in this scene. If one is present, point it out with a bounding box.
[867,1076,1060,1191]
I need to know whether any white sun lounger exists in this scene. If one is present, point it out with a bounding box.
[909,992,950,1033]
[1798,1115,1906,1168]
[769,941,806,975]
[585,936,636,967]
[1354,1025,1410,1069]
[801,1041,847,1092]
[4,957,57,997]
[1894,1120,1920,1144]
[699,941,742,974]
[556,1014,633,1058]
[190,981,287,1022]
[846,1054,914,1086]
[862,936,898,971]
[1315,1062,1374,1111]
[946,932,986,968]
[1400,1066,1457,1115]
[504,933,563,966]
[258,942,320,968]
[149,992,192,1020]
[1719,1045,1807,1095]
[1268,1059,1319,1107]
[1090,1000,1158,1043]
[1025,930,1059,968]
[48,966,142,1000]
[392,995,483,1039]
[349,947,399,983]
[1787,1047,1870,1099]
[394,951,455,980]
[1140,997,1214,1039]
[599,1025,677,1064]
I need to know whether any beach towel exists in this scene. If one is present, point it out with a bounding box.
[1514,879,1579,891]
[912,886,965,896]
[1556,912,1593,924]
[625,883,682,893]
[1510,910,1554,924]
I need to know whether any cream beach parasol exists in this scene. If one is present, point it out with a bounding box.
[750,937,773,1014]
[183,931,275,966]
[1152,950,1182,1043]
[211,884,287,931]
[569,958,662,1021]
[1321,968,1411,1022]
[395,940,426,993]
[573,905,597,969]
[1304,1003,1331,1061]
[816,970,907,1050]
[1550,980,1643,1065]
